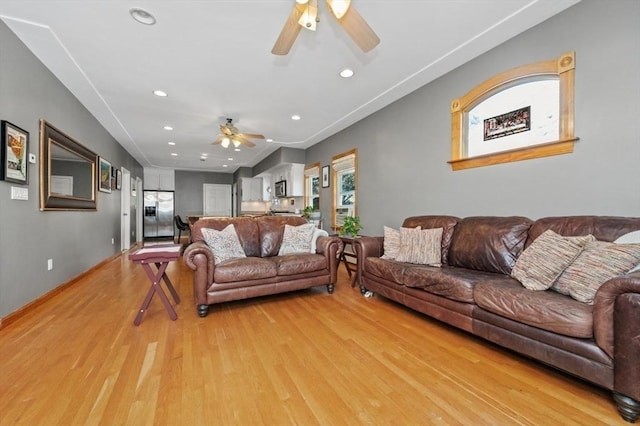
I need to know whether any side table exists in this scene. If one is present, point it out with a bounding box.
[337,235,360,288]
[128,244,181,326]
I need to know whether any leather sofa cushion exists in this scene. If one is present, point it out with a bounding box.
[275,253,327,276]
[194,217,262,257]
[526,216,640,246]
[404,266,507,303]
[258,216,308,257]
[474,280,593,338]
[448,216,532,275]
[402,216,459,264]
[214,257,277,283]
[365,257,407,285]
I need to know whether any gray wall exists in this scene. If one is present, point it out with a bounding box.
[306,0,640,235]
[0,21,143,318]
[174,170,233,221]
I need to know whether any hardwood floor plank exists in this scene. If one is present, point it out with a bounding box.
[0,256,627,425]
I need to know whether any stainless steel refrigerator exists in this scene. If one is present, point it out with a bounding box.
[143,191,175,238]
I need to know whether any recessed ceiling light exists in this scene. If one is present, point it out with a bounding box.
[130,8,156,25]
[223,164,228,168]
[291,115,301,121]
[340,68,354,78]
[167,141,175,146]
[266,138,273,142]
[153,90,168,97]
[234,148,241,152]
[228,157,233,161]
[170,153,178,156]
[201,153,208,157]
[163,125,173,131]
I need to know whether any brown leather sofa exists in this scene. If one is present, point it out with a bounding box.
[184,216,343,318]
[353,215,640,423]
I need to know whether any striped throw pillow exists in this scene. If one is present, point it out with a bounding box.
[555,241,640,304]
[395,227,443,266]
[511,230,594,291]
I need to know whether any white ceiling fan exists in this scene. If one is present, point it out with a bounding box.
[272,0,380,55]
[213,118,265,149]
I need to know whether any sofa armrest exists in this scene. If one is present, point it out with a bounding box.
[352,236,384,284]
[594,271,640,402]
[593,272,640,400]
[183,241,215,306]
[316,235,344,285]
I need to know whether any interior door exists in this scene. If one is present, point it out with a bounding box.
[203,184,232,217]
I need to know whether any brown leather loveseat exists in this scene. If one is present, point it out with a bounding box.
[184,216,343,318]
[354,215,640,422]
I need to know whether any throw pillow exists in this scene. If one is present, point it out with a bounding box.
[201,224,246,265]
[511,230,594,291]
[395,227,443,266]
[310,228,329,253]
[381,226,421,260]
[614,230,640,273]
[555,241,640,304]
[279,223,316,255]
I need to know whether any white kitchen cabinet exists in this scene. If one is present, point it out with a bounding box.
[143,168,175,190]
[240,177,263,201]
[288,163,305,197]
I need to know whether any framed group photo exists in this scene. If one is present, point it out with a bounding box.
[1,120,29,184]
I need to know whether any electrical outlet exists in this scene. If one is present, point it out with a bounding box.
[47,259,53,271]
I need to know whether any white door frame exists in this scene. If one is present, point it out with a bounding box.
[120,167,131,251]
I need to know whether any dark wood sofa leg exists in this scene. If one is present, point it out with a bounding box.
[614,392,640,423]
[327,284,334,294]
[197,304,209,318]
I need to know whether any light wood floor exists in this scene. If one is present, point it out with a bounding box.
[0,251,626,425]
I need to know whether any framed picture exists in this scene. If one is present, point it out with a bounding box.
[1,120,29,184]
[116,168,122,190]
[98,156,112,193]
[322,165,330,188]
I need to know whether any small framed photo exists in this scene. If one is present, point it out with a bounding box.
[322,165,330,188]
[98,156,112,193]
[1,120,29,184]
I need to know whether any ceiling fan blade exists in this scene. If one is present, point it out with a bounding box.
[220,124,232,136]
[235,135,256,148]
[334,3,380,52]
[271,3,306,55]
[213,136,224,145]
[240,133,266,140]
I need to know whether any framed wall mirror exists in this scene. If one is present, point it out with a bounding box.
[40,119,98,211]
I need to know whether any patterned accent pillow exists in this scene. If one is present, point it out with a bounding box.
[555,241,640,304]
[511,230,594,291]
[381,226,421,260]
[279,223,316,255]
[202,224,246,265]
[395,227,443,266]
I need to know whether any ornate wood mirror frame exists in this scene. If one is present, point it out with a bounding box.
[40,119,98,211]
[449,51,577,171]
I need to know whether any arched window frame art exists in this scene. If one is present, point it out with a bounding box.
[449,51,577,171]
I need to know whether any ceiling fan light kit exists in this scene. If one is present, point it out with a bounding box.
[272,0,379,55]
[213,118,265,149]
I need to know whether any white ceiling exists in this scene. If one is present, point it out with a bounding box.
[0,0,579,173]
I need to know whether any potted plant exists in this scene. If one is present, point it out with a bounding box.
[303,205,321,220]
[340,215,362,237]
